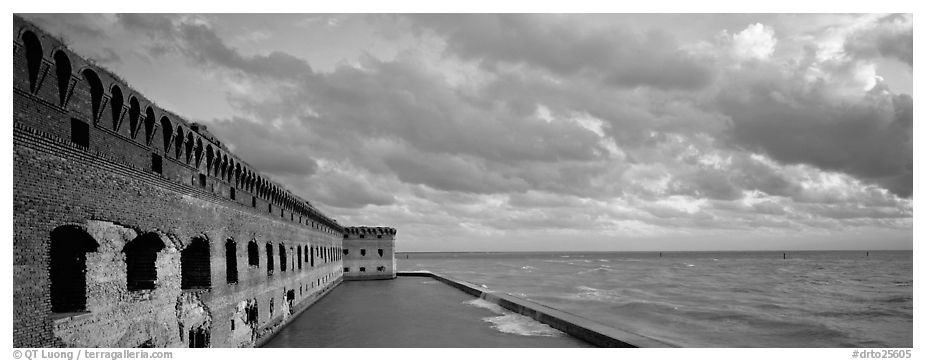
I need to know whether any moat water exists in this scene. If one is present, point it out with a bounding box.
[398,250,912,347]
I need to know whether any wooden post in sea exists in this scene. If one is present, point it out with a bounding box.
[783,252,786,260]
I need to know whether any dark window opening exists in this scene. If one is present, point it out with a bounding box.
[360,249,366,257]
[181,237,211,290]
[378,249,384,258]
[266,243,274,276]
[268,203,272,213]
[123,233,165,291]
[225,239,237,284]
[230,187,236,200]
[360,235,365,239]
[252,196,257,208]
[246,302,258,325]
[377,266,386,272]
[278,244,286,272]
[50,225,99,313]
[310,245,314,267]
[269,298,274,317]
[247,241,259,267]
[230,320,234,331]
[188,327,209,348]
[343,249,349,255]
[286,290,295,314]
[199,174,206,188]
[22,31,43,93]
[359,267,366,272]
[378,235,382,239]
[151,154,162,175]
[297,247,302,270]
[70,118,89,147]
[53,50,71,106]
[343,267,349,273]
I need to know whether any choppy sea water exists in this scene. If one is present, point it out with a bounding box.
[398,251,912,347]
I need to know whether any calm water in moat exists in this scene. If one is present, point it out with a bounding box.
[398,250,912,347]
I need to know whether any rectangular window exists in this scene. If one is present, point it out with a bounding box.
[70,119,89,147]
[198,174,206,188]
[151,154,162,175]
[343,267,349,273]
[268,203,272,213]
[251,196,256,208]
[230,187,236,200]
[359,267,366,272]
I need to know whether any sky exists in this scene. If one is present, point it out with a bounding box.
[21,13,913,252]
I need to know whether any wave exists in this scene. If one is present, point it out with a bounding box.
[576,267,615,275]
[463,299,565,337]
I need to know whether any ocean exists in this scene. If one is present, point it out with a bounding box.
[397,250,912,348]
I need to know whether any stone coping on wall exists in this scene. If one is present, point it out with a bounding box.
[396,271,676,348]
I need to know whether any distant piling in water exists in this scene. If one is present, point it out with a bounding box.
[783,252,786,260]
[866,251,869,257]
[659,252,662,258]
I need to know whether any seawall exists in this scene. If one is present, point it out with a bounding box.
[397,272,676,348]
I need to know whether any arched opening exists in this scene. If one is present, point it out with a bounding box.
[225,239,237,284]
[194,138,204,167]
[266,243,274,276]
[22,31,43,93]
[144,107,156,144]
[128,97,140,139]
[378,249,384,258]
[181,237,211,290]
[174,127,185,159]
[205,145,214,174]
[297,246,302,270]
[278,244,286,272]
[360,249,366,257]
[53,50,71,106]
[50,225,99,313]
[123,233,165,291]
[110,85,123,131]
[185,134,194,164]
[81,69,104,121]
[160,116,173,152]
[310,245,315,267]
[248,241,259,267]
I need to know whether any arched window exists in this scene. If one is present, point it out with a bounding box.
[53,50,71,106]
[128,97,140,139]
[297,246,302,270]
[174,127,185,159]
[110,85,123,131]
[310,245,314,267]
[22,31,43,93]
[144,106,156,145]
[248,241,259,267]
[221,155,228,179]
[181,237,211,289]
[360,249,366,257]
[266,243,274,276]
[278,244,286,272]
[225,239,237,284]
[123,233,165,291]
[50,225,99,313]
[160,116,172,152]
[378,249,384,258]
[81,69,104,121]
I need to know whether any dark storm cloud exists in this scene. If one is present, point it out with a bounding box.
[407,14,713,90]
[843,14,913,67]
[716,70,912,198]
[210,117,319,178]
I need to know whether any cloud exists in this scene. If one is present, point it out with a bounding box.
[843,14,913,66]
[407,14,713,90]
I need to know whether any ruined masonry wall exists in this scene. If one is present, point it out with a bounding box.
[13,16,346,348]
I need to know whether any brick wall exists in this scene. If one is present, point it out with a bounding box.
[13,16,352,348]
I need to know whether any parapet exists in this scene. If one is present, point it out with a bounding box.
[343,226,397,239]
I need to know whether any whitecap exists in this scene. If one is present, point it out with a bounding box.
[463,299,565,337]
